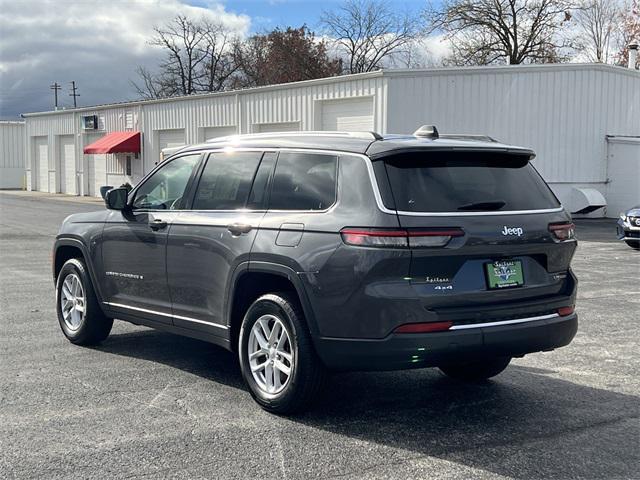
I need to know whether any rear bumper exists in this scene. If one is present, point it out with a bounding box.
[314,313,577,371]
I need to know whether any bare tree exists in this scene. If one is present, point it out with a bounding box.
[132,15,239,99]
[614,0,640,66]
[424,0,576,65]
[132,67,169,100]
[574,0,621,62]
[149,15,209,95]
[133,17,342,98]
[197,20,241,92]
[321,0,418,73]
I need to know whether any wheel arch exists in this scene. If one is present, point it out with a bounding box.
[225,261,319,353]
[53,237,105,305]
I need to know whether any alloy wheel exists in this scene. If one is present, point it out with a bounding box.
[248,314,294,394]
[60,273,85,331]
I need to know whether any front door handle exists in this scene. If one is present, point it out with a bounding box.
[227,223,252,236]
[149,218,167,231]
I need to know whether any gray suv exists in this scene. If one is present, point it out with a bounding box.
[53,127,578,413]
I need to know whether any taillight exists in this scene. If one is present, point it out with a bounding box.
[557,306,575,316]
[549,222,575,241]
[408,229,465,247]
[340,229,408,248]
[394,321,453,333]
[340,228,464,248]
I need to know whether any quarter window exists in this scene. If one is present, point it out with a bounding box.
[192,152,263,210]
[269,152,337,211]
[132,154,200,210]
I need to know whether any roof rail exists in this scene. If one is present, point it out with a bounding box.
[205,130,383,143]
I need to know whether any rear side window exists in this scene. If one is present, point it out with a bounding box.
[192,152,262,210]
[269,152,337,211]
[380,152,560,213]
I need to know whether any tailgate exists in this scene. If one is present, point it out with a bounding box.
[376,149,577,311]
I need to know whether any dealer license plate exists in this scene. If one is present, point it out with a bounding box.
[485,259,524,289]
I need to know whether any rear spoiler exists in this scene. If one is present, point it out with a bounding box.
[367,147,536,161]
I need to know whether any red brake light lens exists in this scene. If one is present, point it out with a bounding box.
[394,321,453,333]
[340,229,409,247]
[557,306,575,316]
[340,228,464,248]
[549,222,575,241]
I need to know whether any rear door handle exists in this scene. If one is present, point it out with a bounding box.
[149,218,167,231]
[227,223,252,236]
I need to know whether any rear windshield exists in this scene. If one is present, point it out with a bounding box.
[379,152,560,213]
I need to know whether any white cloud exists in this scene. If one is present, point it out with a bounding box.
[0,0,250,119]
[421,34,451,65]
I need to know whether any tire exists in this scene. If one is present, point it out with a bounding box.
[238,292,326,414]
[624,240,640,250]
[439,357,511,381]
[56,258,113,345]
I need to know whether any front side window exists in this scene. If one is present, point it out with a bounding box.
[192,151,263,210]
[132,154,200,210]
[269,152,337,211]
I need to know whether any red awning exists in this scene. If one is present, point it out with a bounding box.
[83,131,140,154]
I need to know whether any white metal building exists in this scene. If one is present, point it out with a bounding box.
[0,121,25,189]
[20,63,640,216]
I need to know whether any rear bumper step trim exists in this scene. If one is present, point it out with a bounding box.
[449,313,560,330]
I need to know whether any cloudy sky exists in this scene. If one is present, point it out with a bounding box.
[0,0,437,119]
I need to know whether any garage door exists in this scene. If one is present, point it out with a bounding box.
[33,136,49,192]
[606,137,640,217]
[158,129,185,150]
[255,122,300,133]
[320,97,374,131]
[203,126,237,141]
[59,135,76,194]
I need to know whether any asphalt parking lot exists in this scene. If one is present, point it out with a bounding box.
[1,191,638,480]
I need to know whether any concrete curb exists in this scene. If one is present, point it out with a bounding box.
[0,190,104,204]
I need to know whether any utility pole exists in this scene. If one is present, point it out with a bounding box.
[69,81,80,108]
[50,82,61,110]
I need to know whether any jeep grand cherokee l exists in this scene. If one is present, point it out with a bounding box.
[53,127,578,413]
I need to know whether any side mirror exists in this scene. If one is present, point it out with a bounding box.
[104,187,128,210]
[99,185,114,200]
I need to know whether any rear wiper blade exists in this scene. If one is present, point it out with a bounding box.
[457,200,506,211]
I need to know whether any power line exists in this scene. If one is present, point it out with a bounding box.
[50,82,61,109]
[69,81,80,108]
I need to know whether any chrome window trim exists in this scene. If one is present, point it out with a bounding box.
[177,209,268,214]
[103,301,228,330]
[448,313,560,330]
[392,206,565,217]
